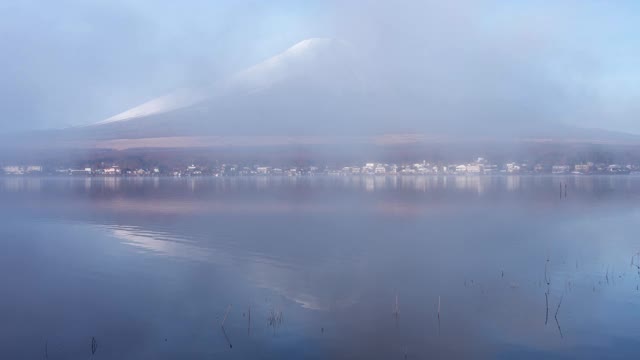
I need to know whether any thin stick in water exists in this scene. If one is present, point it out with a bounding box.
[554,295,564,339]
[545,292,549,325]
[221,326,233,349]
[90,337,97,358]
[545,257,551,294]
[555,295,563,319]
[221,304,232,328]
[559,183,562,199]
[437,296,441,336]
[555,315,564,339]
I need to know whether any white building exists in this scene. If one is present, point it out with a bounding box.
[467,164,483,174]
[2,166,23,175]
[26,165,43,173]
[70,169,91,176]
[1,165,42,175]
[552,165,570,174]
[374,166,386,174]
[104,166,121,175]
[574,164,591,174]
[506,163,521,173]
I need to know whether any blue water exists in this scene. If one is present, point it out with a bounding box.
[1,175,639,359]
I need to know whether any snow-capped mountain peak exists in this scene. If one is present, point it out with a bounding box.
[90,38,352,126]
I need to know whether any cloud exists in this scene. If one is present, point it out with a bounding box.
[1,0,640,134]
[323,2,563,128]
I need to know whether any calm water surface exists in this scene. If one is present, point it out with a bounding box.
[1,175,640,359]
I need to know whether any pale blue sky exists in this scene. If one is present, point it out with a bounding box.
[0,0,639,133]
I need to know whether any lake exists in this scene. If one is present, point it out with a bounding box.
[1,175,639,359]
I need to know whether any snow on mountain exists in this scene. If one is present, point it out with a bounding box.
[94,88,209,125]
[228,38,354,93]
[91,38,354,127]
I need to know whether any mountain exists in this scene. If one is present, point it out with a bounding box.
[75,38,373,140]
[3,37,640,153]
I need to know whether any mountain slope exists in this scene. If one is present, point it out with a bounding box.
[83,38,364,135]
[33,37,640,147]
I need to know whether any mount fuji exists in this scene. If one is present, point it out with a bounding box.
[5,37,640,153]
[78,38,376,140]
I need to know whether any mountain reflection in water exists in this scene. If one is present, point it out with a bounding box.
[1,175,639,359]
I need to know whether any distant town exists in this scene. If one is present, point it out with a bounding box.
[2,157,638,177]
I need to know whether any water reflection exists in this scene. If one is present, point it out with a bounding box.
[1,177,42,192]
[1,176,640,359]
[2,174,638,196]
[105,225,208,261]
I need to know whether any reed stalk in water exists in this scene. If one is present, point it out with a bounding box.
[221,304,232,328]
[555,295,564,339]
[545,292,549,325]
[90,337,97,359]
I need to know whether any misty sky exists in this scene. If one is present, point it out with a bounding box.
[1,0,640,134]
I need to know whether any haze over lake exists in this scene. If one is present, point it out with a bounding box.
[1,175,639,359]
[5,2,640,359]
